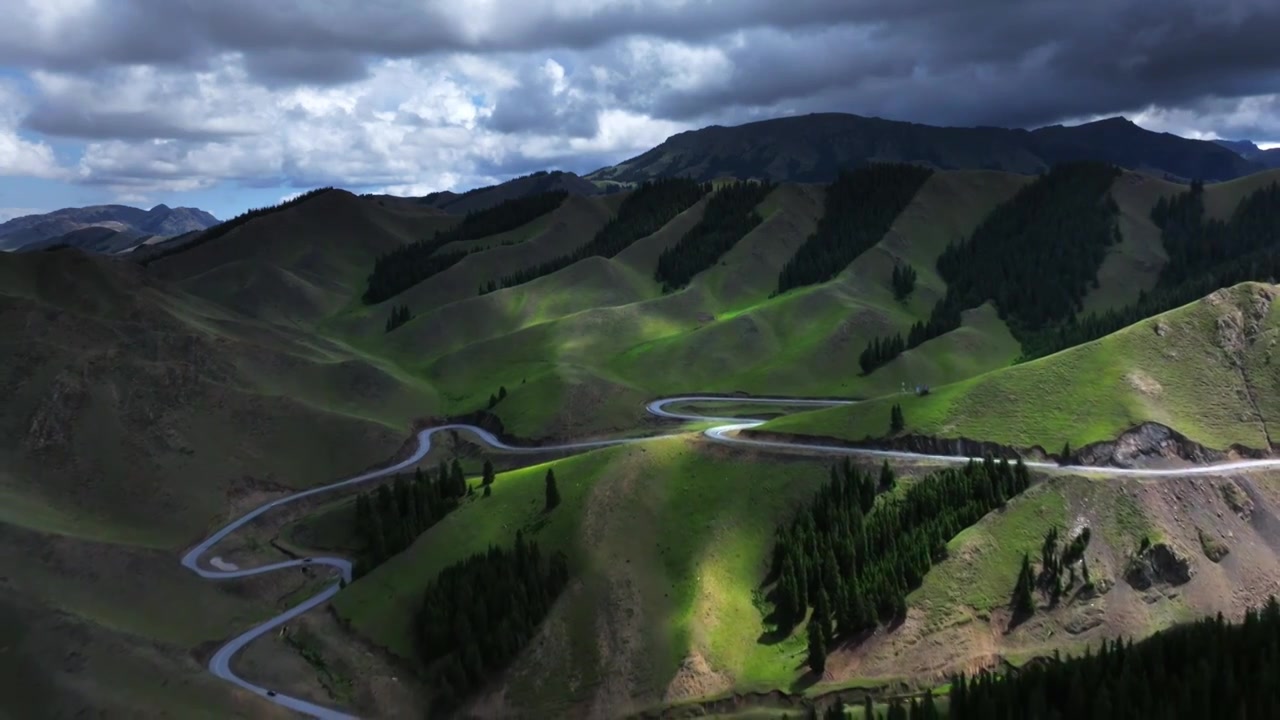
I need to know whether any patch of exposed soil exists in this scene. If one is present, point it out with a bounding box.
[664,652,733,705]
[1125,370,1163,397]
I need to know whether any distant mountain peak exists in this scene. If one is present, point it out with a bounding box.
[1089,116,1137,127]
[0,202,220,252]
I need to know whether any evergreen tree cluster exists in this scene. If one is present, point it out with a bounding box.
[482,178,709,293]
[653,180,776,291]
[1013,526,1093,618]
[352,459,469,577]
[859,162,1122,373]
[769,456,1032,647]
[384,303,411,333]
[889,403,905,433]
[860,334,906,375]
[1019,180,1280,360]
[138,187,336,266]
[948,597,1280,720]
[363,190,569,304]
[416,532,571,712]
[776,164,934,294]
[891,263,918,300]
[1153,180,1280,287]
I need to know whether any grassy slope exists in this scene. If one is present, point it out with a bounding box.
[606,171,1031,400]
[333,436,840,714]
[1082,171,1181,313]
[1202,168,1280,221]
[374,193,618,314]
[152,190,452,326]
[375,172,1024,433]
[312,170,1039,438]
[760,282,1279,452]
[335,428,1280,715]
[0,249,435,716]
[312,172,1031,440]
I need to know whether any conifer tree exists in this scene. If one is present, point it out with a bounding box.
[891,263,918,300]
[815,587,834,646]
[806,615,827,676]
[482,459,495,487]
[890,404,905,433]
[450,458,466,497]
[545,468,561,511]
[1014,552,1036,616]
[921,689,938,720]
[368,509,388,563]
[483,484,491,498]
[879,460,896,491]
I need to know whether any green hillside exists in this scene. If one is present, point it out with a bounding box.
[9,160,1280,719]
[361,170,1033,438]
[333,436,843,714]
[0,248,441,717]
[759,282,1279,453]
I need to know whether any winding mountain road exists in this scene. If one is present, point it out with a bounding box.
[183,395,1280,718]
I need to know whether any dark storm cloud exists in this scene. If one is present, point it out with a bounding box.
[5,0,1280,135]
[22,106,244,141]
[241,49,371,87]
[625,0,1280,131]
[0,0,954,72]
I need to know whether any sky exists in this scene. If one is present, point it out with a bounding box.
[0,0,1278,222]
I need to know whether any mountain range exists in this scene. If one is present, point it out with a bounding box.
[5,108,1280,719]
[586,114,1266,185]
[6,113,1275,258]
[0,203,219,253]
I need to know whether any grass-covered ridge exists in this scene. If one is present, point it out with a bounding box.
[759,282,1279,453]
[363,190,569,303]
[333,437,847,711]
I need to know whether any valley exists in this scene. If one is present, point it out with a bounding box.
[4,122,1280,719]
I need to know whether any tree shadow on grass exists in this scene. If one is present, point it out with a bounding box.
[758,621,796,646]
[789,669,823,694]
[521,514,551,536]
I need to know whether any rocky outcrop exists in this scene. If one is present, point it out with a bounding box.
[1124,542,1194,590]
[1072,422,1269,467]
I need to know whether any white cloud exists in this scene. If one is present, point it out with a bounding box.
[0,82,68,179]
[0,129,66,179]
[1127,95,1280,142]
[23,49,699,195]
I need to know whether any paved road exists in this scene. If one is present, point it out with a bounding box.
[184,395,1280,718]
